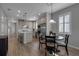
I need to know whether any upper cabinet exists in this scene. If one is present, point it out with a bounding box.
[37,13,47,25]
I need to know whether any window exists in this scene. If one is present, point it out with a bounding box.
[0,17,8,35]
[59,13,70,33]
[59,16,63,33]
[64,14,70,33]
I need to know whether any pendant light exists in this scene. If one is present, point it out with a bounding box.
[49,3,56,23]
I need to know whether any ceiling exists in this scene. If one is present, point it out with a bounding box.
[0,3,75,20]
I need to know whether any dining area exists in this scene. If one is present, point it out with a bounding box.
[38,31,70,56]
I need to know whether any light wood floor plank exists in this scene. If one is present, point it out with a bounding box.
[7,35,79,56]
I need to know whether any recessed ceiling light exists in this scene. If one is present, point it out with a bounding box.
[34,16,36,19]
[8,8,11,11]
[17,14,19,16]
[1,16,4,19]
[38,13,41,15]
[18,10,21,13]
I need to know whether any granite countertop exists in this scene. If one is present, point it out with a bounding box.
[0,35,8,39]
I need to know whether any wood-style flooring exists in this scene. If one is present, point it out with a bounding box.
[7,35,79,56]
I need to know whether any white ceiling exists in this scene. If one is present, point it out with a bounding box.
[0,3,75,20]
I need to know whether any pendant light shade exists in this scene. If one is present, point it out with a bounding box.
[49,19,56,23]
[49,3,56,23]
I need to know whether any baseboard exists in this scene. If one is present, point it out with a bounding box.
[68,45,79,50]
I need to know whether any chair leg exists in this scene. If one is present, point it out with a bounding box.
[54,44,56,56]
[45,49,47,56]
[53,52,55,56]
[41,44,42,48]
[39,42,40,49]
[57,44,59,50]
[65,46,69,56]
[39,37,40,49]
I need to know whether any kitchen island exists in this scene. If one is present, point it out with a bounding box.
[18,29,33,44]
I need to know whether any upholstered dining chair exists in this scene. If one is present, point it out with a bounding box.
[56,34,69,55]
[39,35,46,49]
[45,35,56,56]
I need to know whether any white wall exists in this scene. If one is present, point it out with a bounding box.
[52,4,79,48]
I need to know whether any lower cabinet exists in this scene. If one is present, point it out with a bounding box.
[0,36,8,56]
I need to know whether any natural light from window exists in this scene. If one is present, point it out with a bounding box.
[59,12,70,34]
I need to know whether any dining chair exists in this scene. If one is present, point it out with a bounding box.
[39,34,45,49]
[56,34,69,55]
[45,35,56,56]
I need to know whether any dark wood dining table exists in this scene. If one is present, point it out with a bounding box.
[45,35,64,54]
